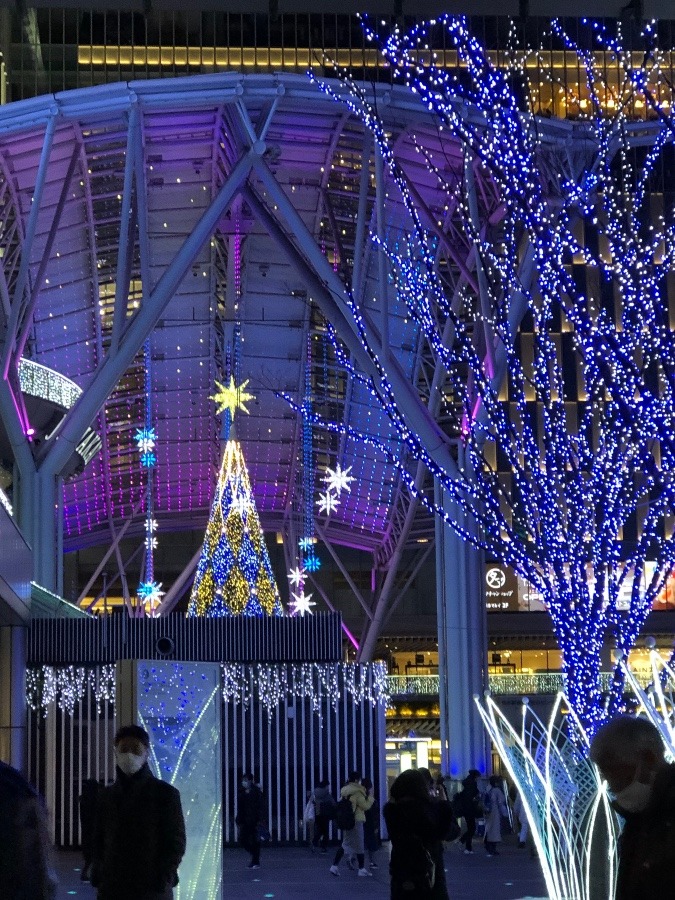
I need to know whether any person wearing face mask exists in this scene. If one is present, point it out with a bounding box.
[90,724,186,900]
[590,715,675,900]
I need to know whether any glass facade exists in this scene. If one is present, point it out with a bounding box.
[4,9,675,109]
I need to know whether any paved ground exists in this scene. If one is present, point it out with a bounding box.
[54,838,548,899]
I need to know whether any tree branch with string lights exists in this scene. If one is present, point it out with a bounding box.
[307,16,675,733]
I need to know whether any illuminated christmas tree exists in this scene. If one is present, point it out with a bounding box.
[188,422,283,617]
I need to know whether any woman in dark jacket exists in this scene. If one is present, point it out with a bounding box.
[384,769,455,899]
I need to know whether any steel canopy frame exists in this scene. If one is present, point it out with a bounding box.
[0,73,631,638]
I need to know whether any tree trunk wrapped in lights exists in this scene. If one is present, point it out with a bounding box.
[307,17,675,732]
[188,434,283,617]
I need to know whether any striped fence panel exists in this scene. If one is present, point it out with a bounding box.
[27,661,387,849]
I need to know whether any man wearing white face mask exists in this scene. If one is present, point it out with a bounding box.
[90,724,186,900]
[590,715,675,900]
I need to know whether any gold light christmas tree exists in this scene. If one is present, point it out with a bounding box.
[187,384,283,617]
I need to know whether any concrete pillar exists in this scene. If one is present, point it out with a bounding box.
[0,624,27,772]
[435,479,489,779]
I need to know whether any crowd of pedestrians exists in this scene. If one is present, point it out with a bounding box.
[6,714,675,900]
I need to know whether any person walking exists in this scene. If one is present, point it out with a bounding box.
[455,769,481,854]
[329,771,374,878]
[483,776,508,857]
[384,768,455,900]
[362,777,381,868]
[90,724,186,900]
[0,759,57,900]
[237,772,265,869]
[512,789,529,848]
[312,779,336,852]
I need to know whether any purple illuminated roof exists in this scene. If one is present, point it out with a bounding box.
[0,74,500,557]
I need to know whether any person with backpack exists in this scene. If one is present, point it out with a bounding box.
[384,768,455,899]
[329,771,374,878]
[483,775,508,857]
[312,779,336,852]
[455,768,482,854]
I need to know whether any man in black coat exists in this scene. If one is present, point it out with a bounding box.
[91,724,186,900]
[590,715,675,900]
[236,772,265,869]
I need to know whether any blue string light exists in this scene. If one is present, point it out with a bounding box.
[136,338,162,615]
[304,16,675,731]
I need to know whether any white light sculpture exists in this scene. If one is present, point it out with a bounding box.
[476,692,619,900]
[620,643,675,758]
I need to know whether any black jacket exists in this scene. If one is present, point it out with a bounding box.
[615,763,675,900]
[236,784,264,828]
[0,761,56,900]
[91,764,186,900]
[383,795,454,900]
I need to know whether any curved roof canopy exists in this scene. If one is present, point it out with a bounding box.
[0,73,507,564]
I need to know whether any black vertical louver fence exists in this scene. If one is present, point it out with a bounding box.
[28,612,343,665]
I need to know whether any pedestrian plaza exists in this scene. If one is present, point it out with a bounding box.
[55,840,547,900]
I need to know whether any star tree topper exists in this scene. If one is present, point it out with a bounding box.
[210,377,254,417]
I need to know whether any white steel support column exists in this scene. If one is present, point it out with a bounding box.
[32,467,59,592]
[434,474,489,779]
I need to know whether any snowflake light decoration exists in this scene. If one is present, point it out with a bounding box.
[299,537,314,551]
[304,553,321,573]
[134,427,157,454]
[137,580,164,606]
[290,590,316,616]
[317,490,340,515]
[324,464,355,495]
[288,566,305,588]
[140,451,156,468]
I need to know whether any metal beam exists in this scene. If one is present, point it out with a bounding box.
[359,312,459,659]
[38,144,261,478]
[350,134,371,302]
[465,152,495,376]
[374,139,389,359]
[313,518,373,620]
[76,490,147,605]
[15,145,80,363]
[2,115,56,379]
[0,377,34,534]
[381,542,434,626]
[244,175,460,481]
[305,571,360,650]
[132,108,153,295]
[155,546,202,616]
[109,104,140,357]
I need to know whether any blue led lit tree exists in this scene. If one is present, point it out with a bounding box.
[311,18,675,731]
